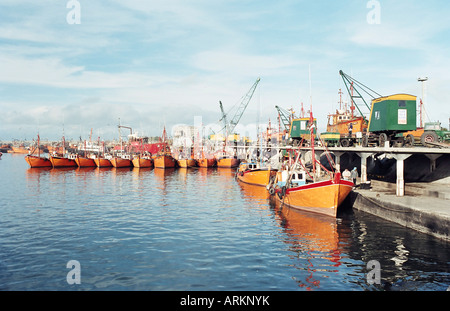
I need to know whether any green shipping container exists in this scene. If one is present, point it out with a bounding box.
[368,94,417,133]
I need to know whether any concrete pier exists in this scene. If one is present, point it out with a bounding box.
[348,180,450,241]
[309,145,450,197]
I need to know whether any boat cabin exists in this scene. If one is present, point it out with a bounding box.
[238,161,259,172]
[277,170,306,188]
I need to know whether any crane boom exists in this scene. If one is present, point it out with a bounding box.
[275,105,294,131]
[339,70,382,122]
[219,101,229,135]
[219,77,261,135]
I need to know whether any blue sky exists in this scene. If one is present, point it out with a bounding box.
[1,0,450,141]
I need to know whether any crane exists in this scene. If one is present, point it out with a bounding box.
[339,70,382,122]
[275,105,296,132]
[219,77,261,135]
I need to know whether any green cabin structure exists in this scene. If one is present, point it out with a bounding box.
[289,117,317,142]
[368,94,417,133]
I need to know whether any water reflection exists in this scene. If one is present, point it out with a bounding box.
[4,155,450,291]
[271,197,346,290]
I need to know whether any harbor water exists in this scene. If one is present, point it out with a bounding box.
[0,153,449,291]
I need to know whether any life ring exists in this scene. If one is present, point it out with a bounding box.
[268,187,275,195]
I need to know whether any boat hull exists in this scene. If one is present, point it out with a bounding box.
[132,157,154,168]
[154,155,177,169]
[75,156,96,167]
[217,157,240,168]
[110,157,132,168]
[197,158,216,168]
[278,179,354,217]
[25,155,52,168]
[177,158,197,168]
[237,168,274,187]
[94,158,112,167]
[12,146,29,154]
[50,156,77,168]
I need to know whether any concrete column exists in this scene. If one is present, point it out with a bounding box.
[356,152,374,184]
[425,154,442,172]
[393,154,412,197]
[333,151,345,173]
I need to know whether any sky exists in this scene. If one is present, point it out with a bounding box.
[1,0,450,142]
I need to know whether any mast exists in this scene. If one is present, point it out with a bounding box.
[309,65,316,182]
[38,134,40,158]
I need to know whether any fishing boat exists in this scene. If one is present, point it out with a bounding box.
[197,157,216,168]
[75,155,96,167]
[132,153,154,168]
[236,161,277,187]
[94,156,112,168]
[321,89,368,147]
[24,135,52,168]
[12,145,30,154]
[177,158,197,168]
[50,154,77,168]
[49,136,77,168]
[273,171,353,217]
[75,134,100,167]
[270,108,353,218]
[93,140,112,167]
[154,154,177,169]
[25,154,52,167]
[216,156,240,168]
[153,126,177,169]
[110,154,133,168]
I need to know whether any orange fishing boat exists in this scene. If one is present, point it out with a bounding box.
[153,126,177,169]
[216,157,240,168]
[132,154,154,168]
[12,145,30,154]
[271,110,354,218]
[274,172,353,217]
[94,157,112,168]
[25,155,52,168]
[49,154,77,168]
[197,157,216,168]
[236,161,276,187]
[110,155,133,168]
[24,134,52,168]
[154,154,177,169]
[75,155,96,167]
[177,158,197,168]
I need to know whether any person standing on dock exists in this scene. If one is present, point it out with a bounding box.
[351,167,358,187]
[342,169,351,181]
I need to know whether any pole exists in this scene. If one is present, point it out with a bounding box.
[418,77,428,128]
